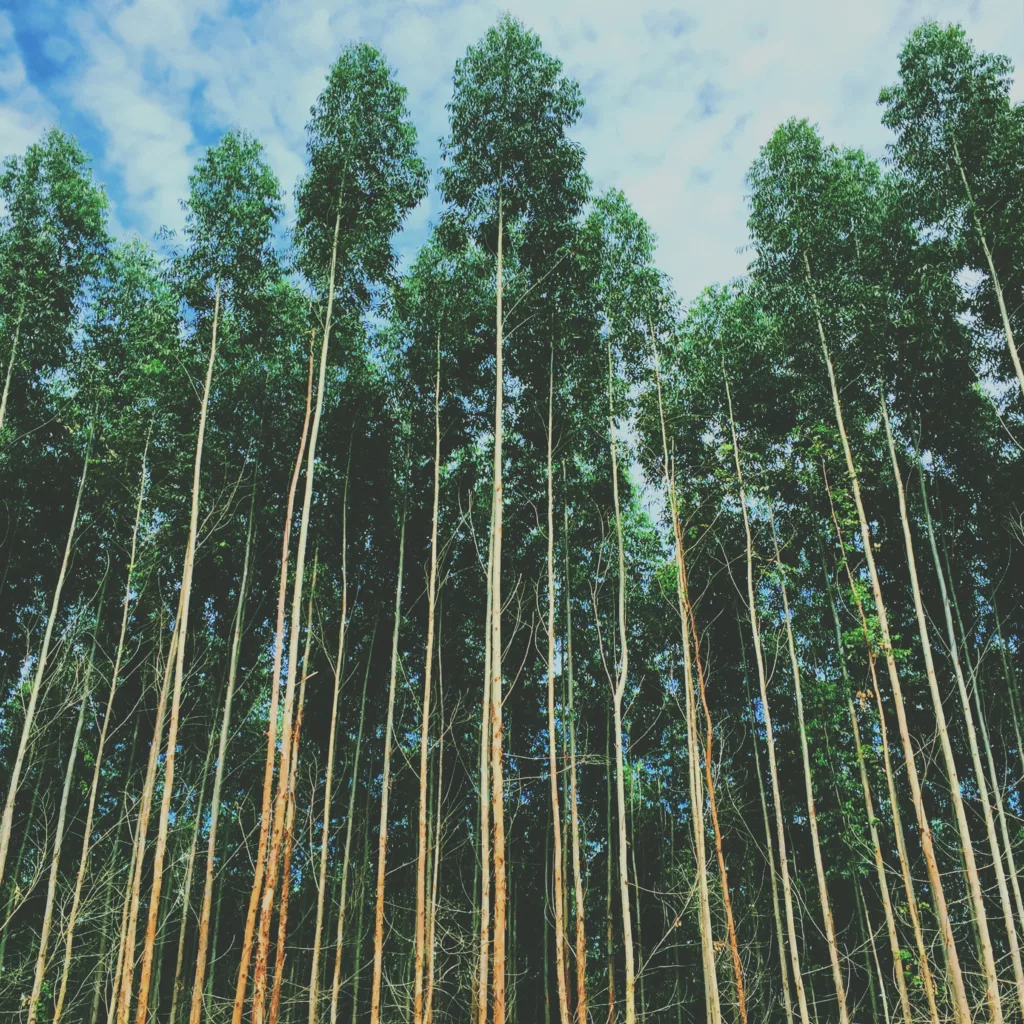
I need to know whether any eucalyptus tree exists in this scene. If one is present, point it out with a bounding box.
[439,18,587,1021]
[881,21,1024,402]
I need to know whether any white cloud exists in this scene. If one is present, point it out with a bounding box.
[1,0,1022,299]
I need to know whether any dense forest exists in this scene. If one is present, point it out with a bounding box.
[1,15,1023,1024]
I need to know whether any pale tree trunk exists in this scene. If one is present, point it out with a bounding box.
[0,425,92,887]
[27,683,87,1024]
[952,140,1024,400]
[134,284,222,1024]
[189,487,257,1024]
[54,439,149,1024]
[369,512,407,1024]
[805,252,973,1024]
[544,348,571,1024]
[424,637,444,1024]
[350,787,373,1024]
[651,341,721,1020]
[310,476,349,1024]
[477,507,494,1024]
[490,197,508,1024]
[232,335,315,1024]
[917,452,1024,993]
[723,371,811,1024]
[328,634,373,1024]
[607,343,636,1024]
[769,508,850,1024]
[822,465,941,1024]
[168,740,215,1024]
[116,619,178,1024]
[605,719,615,1024]
[269,567,315,1024]
[415,335,443,1024]
[878,391,1008,1022]
[562,473,587,1023]
[0,294,24,435]
[739,628,794,1024]
[254,212,341,1024]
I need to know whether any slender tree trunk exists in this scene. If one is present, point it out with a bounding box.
[605,717,615,1024]
[117,623,178,1024]
[822,465,941,1024]
[0,425,92,887]
[543,347,572,1024]
[915,448,1024,1012]
[477,505,494,1024]
[189,488,256,1024]
[425,643,444,1024]
[369,511,407,1024]
[328,636,373,1024]
[233,338,315,1024]
[490,197,508,1024]
[740,626,794,1024]
[415,335,443,1024]
[254,213,340,1024]
[879,391,1008,1022]
[27,684,87,1024]
[607,343,636,1024]
[952,140,1024,400]
[723,370,811,1024]
[310,474,349,1024]
[562,472,587,1024]
[54,439,149,1023]
[805,253,973,1024]
[169,742,214,1024]
[134,285,221,1024]
[350,789,373,1024]
[769,509,850,1024]
[0,294,24,436]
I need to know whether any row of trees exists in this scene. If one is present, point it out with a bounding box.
[1,15,1023,1023]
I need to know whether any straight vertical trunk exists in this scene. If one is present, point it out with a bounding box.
[607,343,636,1024]
[134,285,221,1024]
[0,426,92,887]
[805,253,972,1024]
[414,335,443,1024]
[477,507,494,1024]
[254,214,340,1024]
[424,641,444,1024]
[328,636,373,1024]
[55,440,149,1024]
[879,391,1008,1022]
[233,341,314,1024]
[545,348,571,1024]
[562,474,587,1023]
[605,717,615,1024]
[368,512,407,1024]
[27,684,87,1024]
[723,370,811,1024]
[189,488,256,1024]
[769,509,850,1024]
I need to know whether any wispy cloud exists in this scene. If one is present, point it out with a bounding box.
[3,0,1022,300]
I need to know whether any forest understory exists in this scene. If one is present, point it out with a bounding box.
[2,14,1024,1024]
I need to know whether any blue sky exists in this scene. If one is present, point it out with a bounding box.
[2,0,1022,303]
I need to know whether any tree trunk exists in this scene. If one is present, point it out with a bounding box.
[254,213,341,1024]
[415,334,443,1024]
[723,370,811,1024]
[490,197,508,1024]
[134,284,221,1024]
[605,716,615,1024]
[368,511,407,1024]
[477,503,494,1024]
[769,509,850,1024]
[189,487,256,1024]
[607,343,636,1024]
[27,684,87,1024]
[425,639,444,1024]
[328,636,373,1024]
[54,439,149,1023]
[879,391,1008,1022]
[233,337,315,1024]
[0,425,92,888]
[562,472,587,1024]
[805,253,973,1024]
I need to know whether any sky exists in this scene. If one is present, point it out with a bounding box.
[2,0,1022,304]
